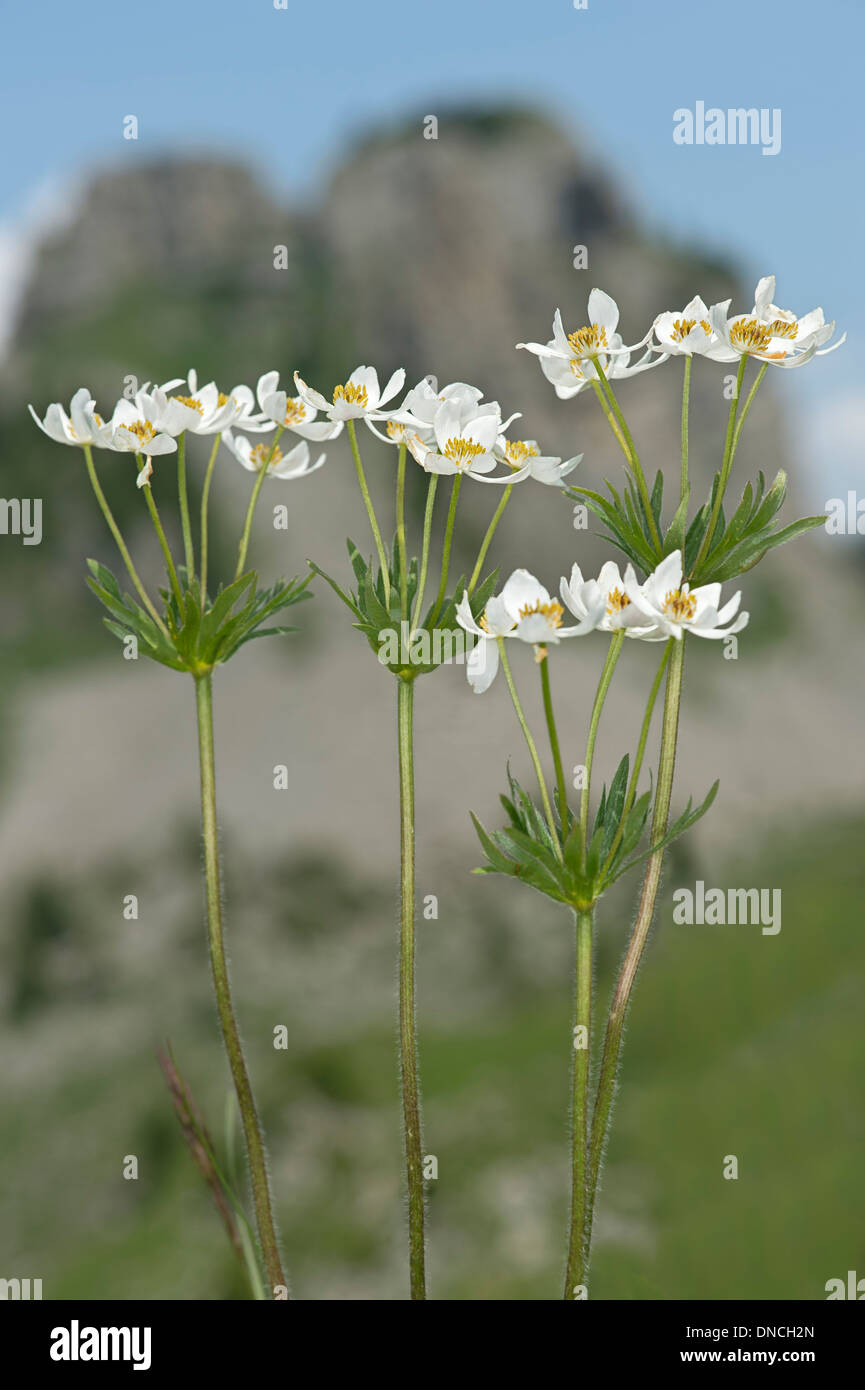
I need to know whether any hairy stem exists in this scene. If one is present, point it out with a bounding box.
[396,441,408,621]
[429,474,462,626]
[680,355,692,502]
[585,635,685,1256]
[194,673,287,1297]
[539,652,568,834]
[81,445,170,638]
[234,427,283,582]
[348,419,390,608]
[591,357,663,553]
[580,630,625,867]
[691,356,748,575]
[199,433,222,608]
[468,484,512,596]
[177,432,196,581]
[397,677,426,1299]
[564,907,593,1299]
[498,639,561,858]
[410,475,438,631]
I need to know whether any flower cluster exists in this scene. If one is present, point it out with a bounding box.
[456,550,748,692]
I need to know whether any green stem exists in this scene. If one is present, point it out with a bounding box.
[585,636,685,1260]
[539,653,568,834]
[81,445,170,639]
[590,381,629,460]
[396,441,408,621]
[601,641,670,877]
[410,475,438,631]
[397,677,426,1299]
[691,356,747,576]
[177,432,195,581]
[579,631,625,867]
[200,433,222,609]
[498,639,561,858]
[680,355,692,502]
[429,474,462,626]
[194,673,287,1297]
[591,357,662,553]
[234,427,283,582]
[564,906,593,1299]
[348,419,390,608]
[140,475,183,610]
[728,362,767,470]
[467,485,512,596]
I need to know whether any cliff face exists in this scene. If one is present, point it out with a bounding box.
[3,107,795,603]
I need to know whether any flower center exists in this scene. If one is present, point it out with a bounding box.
[217,392,230,406]
[664,587,697,621]
[567,323,608,356]
[671,317,711,342]
[730,318,773,353]
[173,394,205,415]
[768,318,798,340]
[606,587,631,614]
[126,419,156,444]
[333,382,369,408]
[443,436,485,470]
[386,420,409,441]
[250,442,283,468]
[518,599,563,629]
[283,398,308,426]
[503,440,540,466]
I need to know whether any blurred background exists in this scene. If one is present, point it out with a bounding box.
[0,0,863,1300]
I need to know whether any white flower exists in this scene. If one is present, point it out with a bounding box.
[161,369,241,435]
[249,370,344,440]
[494,436,583,487]
[628,550,748,640]
[561,559,659,637]
[710,278,844,369]
[750,275,845,357]
[28,387,111,447]
[530,341,667,400]
[456,568,603,692]
[406,401,503,480]
[294,365,406,422]
[518,290,633,368]
[648,295,737,361]
[222,431,325,480]
[102,389,182,455]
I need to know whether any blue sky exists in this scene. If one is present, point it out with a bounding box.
[2,0,863,502]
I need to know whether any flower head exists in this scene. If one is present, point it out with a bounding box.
[222,431,325,480]
[561,560,659,637]
[294,366,405,422]
[629,550,748,640]
[28,388,111,447]
[456,568,604,692]
[649,295,737,361]
[494,435,583,487]
[252,371,344,440]
[710,277,844,369]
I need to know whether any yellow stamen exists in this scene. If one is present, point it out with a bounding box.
[606,587,631,614]
[443,436,485,470]
[217,392,230,406]
[503,440,540,466]
[730,318,774,353]
[283,398,307,426]
[768,318,798,340]
[173,394,204,416]
[333,382,369,408]
[518,599,563,629]
[126,420,156,444]
[664,587,697,621]
[250,442,283,468]
[567,323,609,356]
[671,318,712,342]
